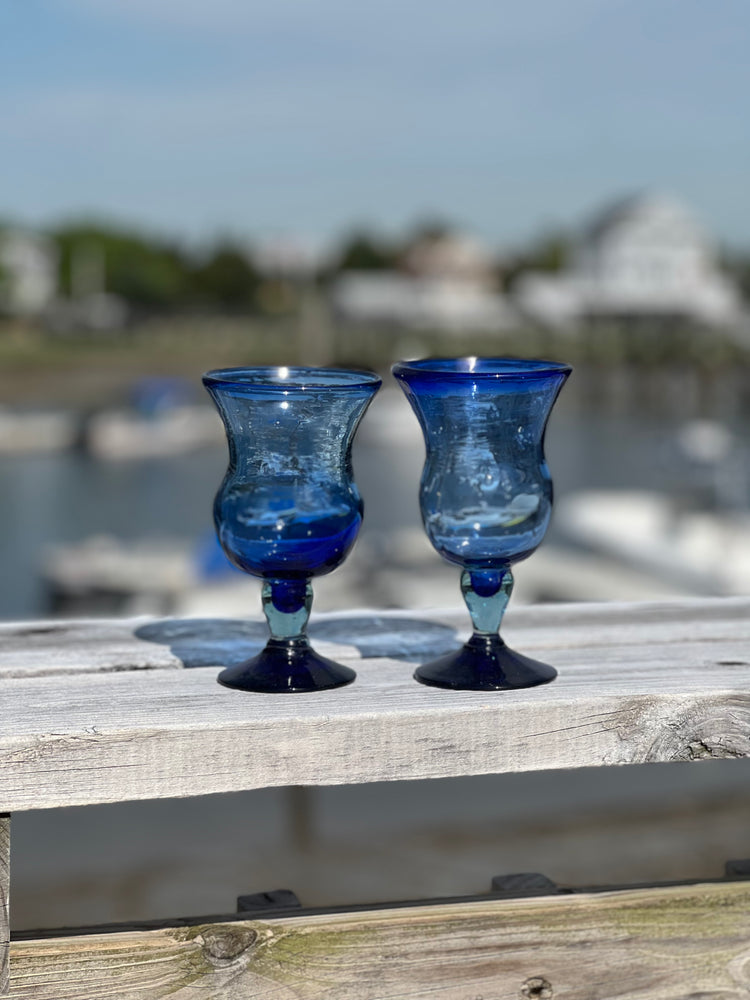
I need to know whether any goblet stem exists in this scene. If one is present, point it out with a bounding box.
[413,566,556,692]
[262,578,312,640]
[461,568,513,637]
[217,575,356,694]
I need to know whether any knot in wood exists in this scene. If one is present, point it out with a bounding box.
[201,925,257,962]
[681,738,743,760]
[521,976,553,998]
[638,698,750,764]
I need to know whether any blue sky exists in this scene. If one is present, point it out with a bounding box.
[1,0,749,250]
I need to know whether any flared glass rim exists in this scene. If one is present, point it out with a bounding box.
[392,356,572,380]
[203,365,382,393]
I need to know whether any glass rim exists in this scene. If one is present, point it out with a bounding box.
[392,356,572,380]
[203,365,382,392]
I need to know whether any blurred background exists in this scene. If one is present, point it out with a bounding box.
[4,0,750,933]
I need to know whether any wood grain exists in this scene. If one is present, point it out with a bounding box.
[9,880,750,998]
[2,597,749,677]
[0,599,749,811]
[0,815,9,997]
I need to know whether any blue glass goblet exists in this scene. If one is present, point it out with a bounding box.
[393,357,571,691]
[203,366,381,693]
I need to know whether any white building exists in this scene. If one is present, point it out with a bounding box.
[0,230,58,317]
[515,194,742,328]
[331,231,518,332]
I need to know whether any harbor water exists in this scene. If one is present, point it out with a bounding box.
[1,390,745,620]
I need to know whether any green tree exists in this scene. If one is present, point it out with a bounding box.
[334,231,398,271]
[503,230,571,289]
[54,222,189,310]
[723,250,750,300]
[188,243,259,311]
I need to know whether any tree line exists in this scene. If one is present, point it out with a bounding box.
[53,224,262,313]
[32,220,576,315]
[8,218,750,317]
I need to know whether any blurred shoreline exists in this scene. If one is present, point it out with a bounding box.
[2,317,750,416]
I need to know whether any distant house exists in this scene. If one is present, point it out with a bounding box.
[515,194,742,328]
[400,231,497,288]
[253,236,323,278]
[0,230,58,317]
[331,230,518,332]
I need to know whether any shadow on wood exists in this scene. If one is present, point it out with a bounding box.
[134,615,460,667]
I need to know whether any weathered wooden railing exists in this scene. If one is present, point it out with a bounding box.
[2,598,750,998]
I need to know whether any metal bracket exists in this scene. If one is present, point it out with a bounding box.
[236,860,750,917]
[236,889,302,914]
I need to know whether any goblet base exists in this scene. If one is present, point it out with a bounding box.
[414,634,556,691]
[218,638,356,694]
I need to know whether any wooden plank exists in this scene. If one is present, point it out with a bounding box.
[0,620,181,677]
[9,880,750,998]
[1,599,750,811]
[0,816,8,997]
[0,619,357,678]
[2,596,750,677]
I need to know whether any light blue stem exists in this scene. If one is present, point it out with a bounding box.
[262,579,313,641]
[460,568,514,636]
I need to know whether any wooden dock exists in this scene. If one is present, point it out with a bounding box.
[2,598,750,997]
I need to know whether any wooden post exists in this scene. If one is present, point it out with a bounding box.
[0,814,9,997]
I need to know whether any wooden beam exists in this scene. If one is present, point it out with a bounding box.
[0,815,8,997]
[9,880,750,998]
[1,600,750,811]
[1,597,748,679]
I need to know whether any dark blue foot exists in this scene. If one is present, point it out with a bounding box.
[218,638,356,693]
[414,634,556,691]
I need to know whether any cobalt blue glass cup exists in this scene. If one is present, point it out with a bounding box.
[203,366,381,693]
[392,357,571,691]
